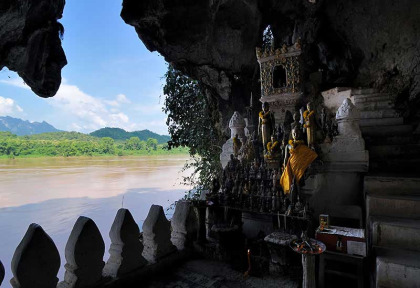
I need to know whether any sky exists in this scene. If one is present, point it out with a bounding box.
[0,0,169,135]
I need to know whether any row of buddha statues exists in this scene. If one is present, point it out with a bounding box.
[213,100,340,217]
[212,156,308,217]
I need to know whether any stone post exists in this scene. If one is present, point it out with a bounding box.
[220,111,246,168]
[10,224,60,288]
[302,255,316,288]
[59,216,105,288]
[103,209,147,278]
[142,205,176,263]
[171,201,197,250]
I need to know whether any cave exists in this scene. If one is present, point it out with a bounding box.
[1,1,420,288]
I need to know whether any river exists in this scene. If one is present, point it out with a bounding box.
[0,155,191,287]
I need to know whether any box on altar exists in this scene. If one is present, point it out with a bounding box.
[315,225,366,256]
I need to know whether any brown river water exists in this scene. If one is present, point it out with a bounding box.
[0,155,191,287]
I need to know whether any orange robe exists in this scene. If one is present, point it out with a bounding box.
[280,144,317,194]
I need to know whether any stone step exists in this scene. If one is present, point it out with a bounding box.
[364,176,420,196]
[361,124,412,137]
[359,117,404,127]
[366,194,420,220]
[351,93,393,104]
[368,144,420,159]
[354,100,394,111]
[360,109,399,119]
[375,248,420,288]
[364,135,415,145]
[370,216,420,252]
[369,158,420,174]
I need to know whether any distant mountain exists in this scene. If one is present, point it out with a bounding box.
[90,127,170,144]
[0,116,61,136]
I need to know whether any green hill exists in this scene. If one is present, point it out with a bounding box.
[90,127,170,144]
[24,131,99,141]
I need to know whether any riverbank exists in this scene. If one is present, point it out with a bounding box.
[0,148,189,159]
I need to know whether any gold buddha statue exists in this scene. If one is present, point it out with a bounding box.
[280,128,317,195]
[258,102,275,152]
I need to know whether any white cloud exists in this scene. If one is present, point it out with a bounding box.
[0,96,24,116]
[47,83,137,132]
[0,78,31,90]
[1,76,168,134]
[116,94,130,104]
[105,94,131,107]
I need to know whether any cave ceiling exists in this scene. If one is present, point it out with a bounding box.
[1,0,419,111]
[0,0,67,98]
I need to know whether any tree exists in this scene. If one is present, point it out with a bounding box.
[99,137,115,154]
[125,137,142,150]
[146,138,158,151]
[163,64,223,192]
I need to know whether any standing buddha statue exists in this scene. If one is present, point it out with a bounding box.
[303,102,316,149]
[280,128,318,197]
[258,102,276,153]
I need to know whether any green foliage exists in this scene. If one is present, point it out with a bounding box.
[0,131,188,158]
[90,127,170,144]
[163,64,223,192]
[26,131,97,141]
[124,137,146,150]
[146,138,158,151]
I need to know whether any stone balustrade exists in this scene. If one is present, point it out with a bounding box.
[4,202,195,287]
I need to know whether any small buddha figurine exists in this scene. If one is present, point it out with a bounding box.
[232,133,242,157]
[290,111,302,139]
[266,135,281,159]
[258,102,276,153]
[303,102,316,149]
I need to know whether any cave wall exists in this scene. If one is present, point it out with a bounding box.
[121,0,420,122]
[0,0,67,97]
[1,0,418,114]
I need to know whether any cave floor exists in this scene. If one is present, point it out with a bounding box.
[143,259,300,288]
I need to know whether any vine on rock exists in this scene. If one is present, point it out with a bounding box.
[163,64,223,196]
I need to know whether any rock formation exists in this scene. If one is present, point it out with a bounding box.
[121,0,420,113]
[0,0,67,97]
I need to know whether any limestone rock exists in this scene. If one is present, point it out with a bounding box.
[0,0,67,97]
[121,0,420,107]
[103,208,147,278]
[171,201,197,250]
[121,0,262,101]
[142,205,176,263]
[59,216,105,288]
[10,224,60,288]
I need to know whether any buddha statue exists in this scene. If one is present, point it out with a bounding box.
[280,128,318,195]
[303,102,316,149]
[265,135,281,159]
[232,133,242,157]
[258,102,276,152]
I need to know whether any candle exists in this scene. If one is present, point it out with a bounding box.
[244,249,251,278]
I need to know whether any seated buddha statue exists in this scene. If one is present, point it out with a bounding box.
[265,135,281,159]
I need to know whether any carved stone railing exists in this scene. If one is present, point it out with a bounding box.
[4,201,195,288]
